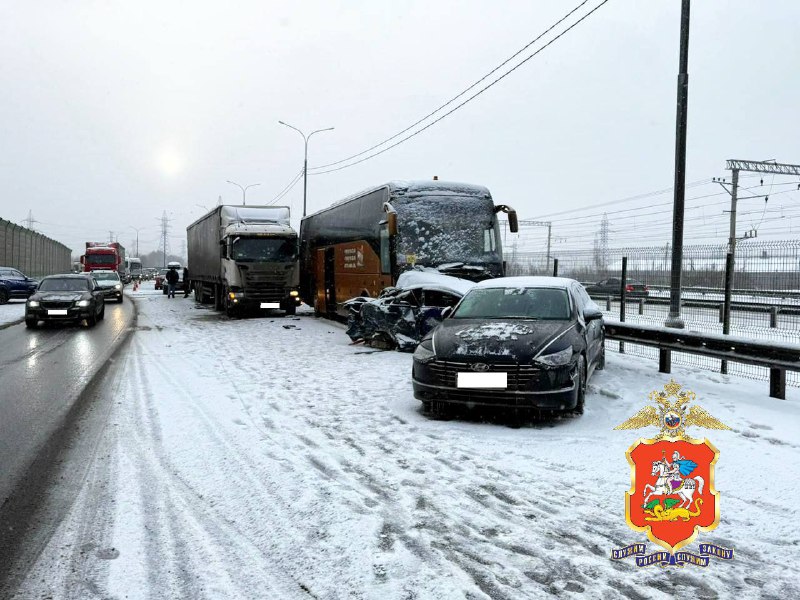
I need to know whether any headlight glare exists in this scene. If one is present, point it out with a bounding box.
[115,284,121,289]
[535,347,573,367]
[28,300,39,307]
[76,300,91,307]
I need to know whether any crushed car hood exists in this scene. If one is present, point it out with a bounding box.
[432,319,574,361]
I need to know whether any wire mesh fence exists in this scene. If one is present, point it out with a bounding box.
[1,218,72,278]
[507,240,800,386]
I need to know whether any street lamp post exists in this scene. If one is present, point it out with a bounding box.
[278,121,334,217]
[128,226,142,257]
[226,180,261,206]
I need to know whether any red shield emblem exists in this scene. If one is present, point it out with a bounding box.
[625,437,720,552]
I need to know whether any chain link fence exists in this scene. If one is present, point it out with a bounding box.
[507,240,800,386]
[1,218,72,278]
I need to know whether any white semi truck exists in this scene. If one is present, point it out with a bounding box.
[187,205,301,316]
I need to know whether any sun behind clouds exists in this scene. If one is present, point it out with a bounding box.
[155,144,186,177]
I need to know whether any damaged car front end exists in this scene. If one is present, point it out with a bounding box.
[344,270,474,351]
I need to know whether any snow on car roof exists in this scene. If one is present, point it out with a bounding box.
[395,269,476,296]
[473,276,579,290]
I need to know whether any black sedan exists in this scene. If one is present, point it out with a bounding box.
[412,277,604,415]
[584,277,649,298]
[25,274,105,329]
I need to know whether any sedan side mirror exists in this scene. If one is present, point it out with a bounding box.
[441,306,453,319]
[584,307,603,322]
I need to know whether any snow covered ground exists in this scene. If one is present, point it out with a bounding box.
[0,299,25,328]
[13,288,800,599]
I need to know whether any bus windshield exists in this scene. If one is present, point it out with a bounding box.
[231,237,297,262]
[394,195,501,269]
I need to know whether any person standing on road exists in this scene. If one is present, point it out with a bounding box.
[183,266,191,298]
[165,265,179,298]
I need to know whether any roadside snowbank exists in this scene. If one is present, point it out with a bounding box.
[0,300,25,328]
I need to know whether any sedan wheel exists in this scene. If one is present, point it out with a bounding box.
[573,357,587,415]
[0,288,9,305]
[25,318,37,329]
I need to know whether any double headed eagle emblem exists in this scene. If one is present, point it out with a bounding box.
[615,380,730,439]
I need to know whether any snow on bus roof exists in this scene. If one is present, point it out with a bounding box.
[306,180,492,218]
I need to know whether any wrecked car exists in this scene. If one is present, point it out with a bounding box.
[344,269,474,351]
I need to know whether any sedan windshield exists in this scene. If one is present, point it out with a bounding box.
[39,278,90,292]
[453,287,571,320]
[92,273,119,281]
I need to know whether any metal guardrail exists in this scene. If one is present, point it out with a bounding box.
[643,284,800,300]
[603,320,800,399]
[588,293,800,319]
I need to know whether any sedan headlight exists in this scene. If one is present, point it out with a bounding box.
[27,300,39,307]
[535,347,573,367]
[413,337,436,362]
[76,300,91,307]
[114,284,121,289]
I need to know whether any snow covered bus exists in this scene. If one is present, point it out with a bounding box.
[299,179,517,317]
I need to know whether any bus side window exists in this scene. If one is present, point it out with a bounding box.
[483,227,496,253]
[380,224,391,274]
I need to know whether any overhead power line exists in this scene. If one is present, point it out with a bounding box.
[269,169,304,205]
[309,0,594,171]
[308,0,612,176]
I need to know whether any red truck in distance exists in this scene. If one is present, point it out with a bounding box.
[81,242,127,278]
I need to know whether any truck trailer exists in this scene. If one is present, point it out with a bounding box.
[81,242,126,277]
[187,205,300,316]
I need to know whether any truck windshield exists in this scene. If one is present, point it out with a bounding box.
[87,254,116,265]
[394,195,501,270]
[231,237,297,262]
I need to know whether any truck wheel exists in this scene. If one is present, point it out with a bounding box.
[284,304,296,316]
[224,288,237,317]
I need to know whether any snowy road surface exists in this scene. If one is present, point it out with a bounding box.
[8,289,800,599]
[0,299,25,328]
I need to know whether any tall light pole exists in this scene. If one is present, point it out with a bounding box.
[278,121,334,217]
[665,0,691,329]
[226,180,261,206]
[128,226,142,257]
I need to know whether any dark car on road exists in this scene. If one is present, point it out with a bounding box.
[412,277,605,415]
[25,274,105,329]
[91,269,124,302]
[0,267,39,304]
[584,277,649,298]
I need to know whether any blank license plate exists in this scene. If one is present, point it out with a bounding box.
[260,302,280,309]
[47,309,68,316]
[457,372,507,389]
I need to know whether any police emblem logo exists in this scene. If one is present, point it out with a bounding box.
[612,380,736,567]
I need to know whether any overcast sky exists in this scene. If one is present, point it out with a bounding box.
[2,0,799,257]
